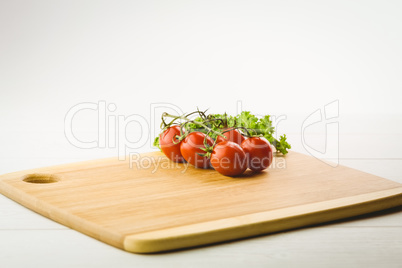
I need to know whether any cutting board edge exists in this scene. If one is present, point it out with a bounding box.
[0,151,165,179]
[124,187,402,253]
[0,178,126,250]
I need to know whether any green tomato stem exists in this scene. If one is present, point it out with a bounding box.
[162,113,226,139]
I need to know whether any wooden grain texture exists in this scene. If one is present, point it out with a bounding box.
[0,151,402,253]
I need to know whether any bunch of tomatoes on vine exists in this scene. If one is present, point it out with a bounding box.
[154,109,291,177]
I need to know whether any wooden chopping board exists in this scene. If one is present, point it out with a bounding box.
[1,151,401,253]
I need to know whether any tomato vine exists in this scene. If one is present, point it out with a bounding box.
[154,110,291,155]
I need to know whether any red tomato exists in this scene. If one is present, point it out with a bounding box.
[215,129,245,146]
[241,137,273,172]
[159,125,185,163]
[210,141,247,176]
[180,132,213,168]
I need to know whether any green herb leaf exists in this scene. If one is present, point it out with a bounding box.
[153,136,161,150]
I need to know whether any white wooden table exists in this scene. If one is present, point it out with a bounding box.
[1,114,401,268]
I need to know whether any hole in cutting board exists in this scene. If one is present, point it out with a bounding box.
[22,174,59,184]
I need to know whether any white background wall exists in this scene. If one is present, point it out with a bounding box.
[1,0,402,171]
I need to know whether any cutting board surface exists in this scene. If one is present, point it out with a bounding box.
[1,151,402,253]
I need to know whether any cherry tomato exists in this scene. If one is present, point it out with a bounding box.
[180,132,213,168]
[159,125,185,163]
[210,141,247,176]
[215,128,245,146]
[241,137,273,172]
